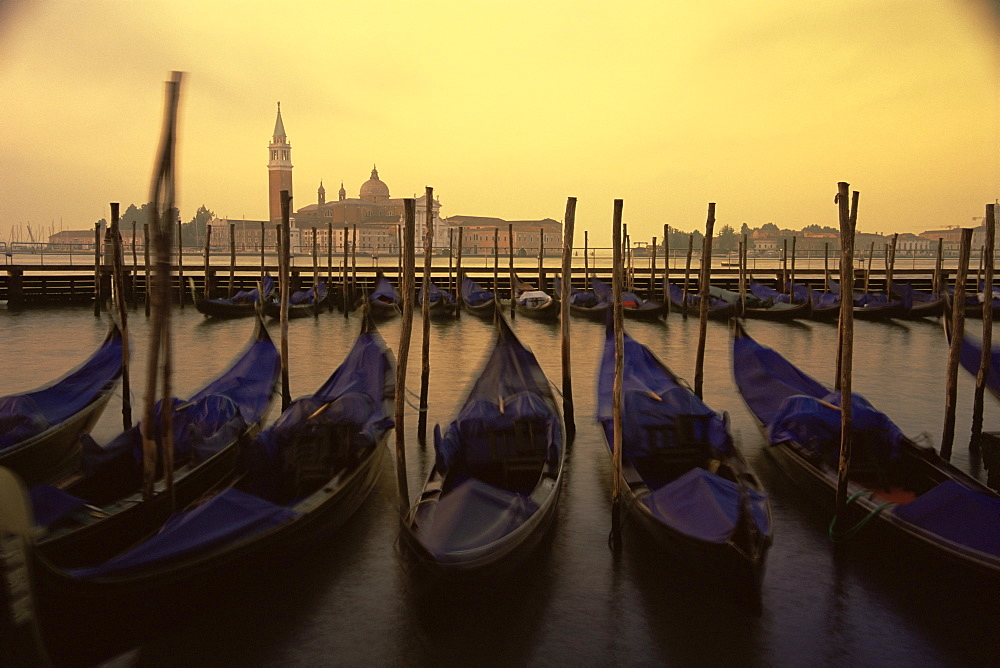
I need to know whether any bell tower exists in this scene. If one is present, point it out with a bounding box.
[268,102,293,223]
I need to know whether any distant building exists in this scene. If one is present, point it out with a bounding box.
[265,105,560,254]
[48,229,98,248]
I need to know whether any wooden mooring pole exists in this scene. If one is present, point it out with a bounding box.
[395,199,416,518]
[343,225,350,317]
[228,222,236,297]
[834,182,857,527]
[202,225,212,300]
[93,222,101,316]
[143,223,151,317]
[312,227,319,317]
[972,204,996,447]
[610,198,625,552]
[455,226,464,313]
[110,203,132,430]
[694,204,715,400]
[508,223,515,319]
[663,225,670,313]
[682,234,693,318]
[835,192,859,392]
[561,197,576,443]
[418,188,434,445]
[176,218,184,308]
[279,192,292,412]
[942,227,974,460]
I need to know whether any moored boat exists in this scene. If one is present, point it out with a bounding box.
[0,325,123,486]
[262,281,330,319]
[665,282,738,319]
[368,271,402,319]
[460,276,497,319]
[420,281,458,319]
[27,318,281,567]
[598,325,772,592]
[401,312,564,578]
[593,277,664,321]
[512,275,560,322]
[192,275,275,318]
[0,314,394,665]
[731,321,1000,582]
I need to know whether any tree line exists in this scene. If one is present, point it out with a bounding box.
[92,204,215,246]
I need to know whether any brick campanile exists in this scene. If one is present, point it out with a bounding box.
[268,102,293,223]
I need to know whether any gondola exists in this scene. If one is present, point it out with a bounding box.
[828,279,906,321]
[402,312,564,578]
[556,278,610,321]
[262,281,330,319]
[665,282,738,320]
[420,281,458,319]
[512,275,560,322]
[368,271,402,319]
[0,325,123,486]
[808,288,841,322]
[733,283,810,321]
[191,275,275,318]
[460,275,497,319]
[0,314,394,665]
[598,325,771,591]
[892,282,945,320]
[592,277,664,321]
[26,318,281,567]
[731,322,1000,581]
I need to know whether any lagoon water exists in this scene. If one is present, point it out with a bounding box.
[1,303,997,666]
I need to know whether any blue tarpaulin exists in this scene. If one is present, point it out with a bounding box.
[0,328,122,451]
[894,481,1000,557]
[461,277,494,306]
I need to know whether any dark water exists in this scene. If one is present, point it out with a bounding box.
[2,306,998,666]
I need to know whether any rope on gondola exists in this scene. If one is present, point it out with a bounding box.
[403,386,427,412]
[827,490,897,542]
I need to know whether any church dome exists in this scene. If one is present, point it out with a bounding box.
[359,166,390,202]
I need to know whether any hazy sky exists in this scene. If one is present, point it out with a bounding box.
[1,0,997,246]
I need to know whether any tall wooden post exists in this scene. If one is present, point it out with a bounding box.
[584,230,589,293]
[418,188,434,444]
[782,238,789,296]
[131,221,138,307]
[448,227,455,305]
[327,221,333,285]
[228,222,236,298]
[351,224,358,303]
[176,218,184,307]
[972,204,996,446]
[342,225,350,317]
[508,223,515,318]
[611,199,625,551]
[279,193,292,412]
[650,236,657,298]
[561,197,576,443]
[863,241,875,294]
[682,235,693,318]
[455,226,464,312]
[942,227,974,460]
[537,226,545,292]
[202,225,212,300]
[93,222,101,316]
[835,192,859,391]
[143,223,151,317]
[110,203,131,430]
[142,71,183,506]
[886,233,898,299]
[738,238,746,315]
[834,183,857,525]
[934,238,944,296]
[395,199,416,518]
[259,221,266,277]
[663,224,670,312]
[790,236,797,300]
[824,243,830,292]
[694,204,715,400]
[312,227,319,317]
[493,227,499,298]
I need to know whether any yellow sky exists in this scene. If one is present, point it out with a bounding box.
[1,0,997,246]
